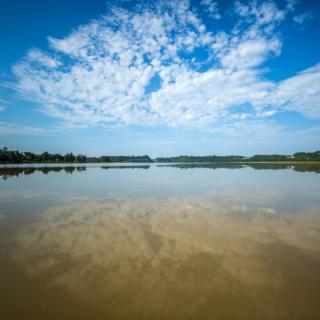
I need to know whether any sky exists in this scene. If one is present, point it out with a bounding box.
[0,0,319,157]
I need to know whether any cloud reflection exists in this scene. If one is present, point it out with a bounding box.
[14,197,320,318]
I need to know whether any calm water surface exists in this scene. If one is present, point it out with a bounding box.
[0,163,320,319]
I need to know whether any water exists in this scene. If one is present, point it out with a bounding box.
[0,163,320,319]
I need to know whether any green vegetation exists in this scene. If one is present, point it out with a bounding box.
[244,154,291,162]
[293,151,320,161]
[104,155,152,163]
[155,155,245,163]
[155,151,320,163]
[1,147,319,164]
[0,147,152,163]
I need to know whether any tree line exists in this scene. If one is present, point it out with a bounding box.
[155,152,320,163]
[0,147,152,163]
[1,147,319,164]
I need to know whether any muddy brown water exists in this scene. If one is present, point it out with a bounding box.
[0,163,320,319]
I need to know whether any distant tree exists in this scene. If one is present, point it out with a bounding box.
[100,156,110,162]
[40,151,50,162]
[76,154,87,163]
[64,152,75,162]
[53,153,64,162]
[293,151,320,161]
[23,152,36,162]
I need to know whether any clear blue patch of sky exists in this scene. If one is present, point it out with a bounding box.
[0,0,108,74]
[272,111,320,131]
[261,1,320,81]
[144,74,162,94]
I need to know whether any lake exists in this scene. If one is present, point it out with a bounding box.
[0,163,320,319]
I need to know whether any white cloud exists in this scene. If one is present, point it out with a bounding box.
[149,67,275,128]
[286,0,298,12]
[234,0,285,26]
[27,48,61,68]
[293,11,314,25]
[219,38,281,69]
[200,0,221,19]
[268,64,320,119]
[11,0,320,132]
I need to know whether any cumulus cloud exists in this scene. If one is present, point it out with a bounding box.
[26,48,61,68]
[200,0,221,19]
[268,65,320,119]
[234,0,286,26]
[11,0,320,131]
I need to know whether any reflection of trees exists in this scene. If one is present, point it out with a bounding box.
[101,165,150,170]
[159,163,320,173]
[292,163,320,173]
[64,167,76,174]
[0,166,86,179]
[1,162,319,180]
[158,163,245,170]
[0,165,151,180]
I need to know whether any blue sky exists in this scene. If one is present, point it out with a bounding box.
[0,0,319,157]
